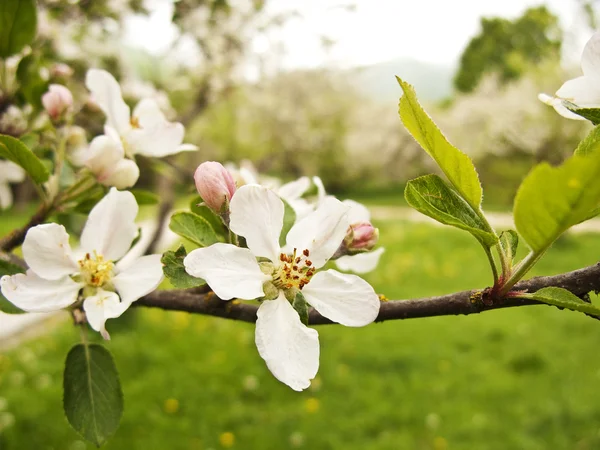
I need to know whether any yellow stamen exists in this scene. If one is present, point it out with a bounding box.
[78,251,114,287]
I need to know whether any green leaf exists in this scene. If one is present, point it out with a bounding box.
[404,174,497,247]
[280,199,296,247]
[161,245,206,289]
[532,287,600,317]
[190,197,227,238]
[0,0,37,58]
[63,343,123,447]
[498,230,519,263]
[130,189,159,205]
[292,291,309,326]
[575,124,600,156]
[565,103,600,125]
[16,53,48,108]
[169,211,219,248]
[514,150,600,252]
[0,259,25,314]
[0,135,50,183]
[397,77,482,210]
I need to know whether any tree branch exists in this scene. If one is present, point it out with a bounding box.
[135,262,600,325]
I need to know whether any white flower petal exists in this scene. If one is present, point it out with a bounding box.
[126,122,185,157]
[230,185,284,262]
[84,134,125,177]
[335,247,385,274]
[313,176,327,203]
[278,177,311,201]
[132,98,166,128]
[183,243,268,300]
[255,293,319,391]
[582,31,600,77]
[22,223,78,280]
[83,289,130,339]
[0,161,25,183]
[0,182,12,209]
[302,269,380,327]
[85,69,131,135]
[0,271,82,312]
[538,94,587,120]
[343,199,371,223]
[177,143,198,152]
[112,254,163,304]
[286,197,350,268]
[80,188,138,261]
[100,158,140,189]
[555,76,600,108]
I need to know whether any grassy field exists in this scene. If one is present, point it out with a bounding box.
[1,214,600,449]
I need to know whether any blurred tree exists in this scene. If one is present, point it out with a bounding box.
[454,6,562,93]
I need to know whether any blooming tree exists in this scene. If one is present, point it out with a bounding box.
[3,1,600,447]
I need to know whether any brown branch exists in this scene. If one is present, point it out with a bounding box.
[135,262,600,325]
[0,202,52,252]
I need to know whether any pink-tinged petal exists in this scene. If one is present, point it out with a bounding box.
[555,76,600,107]
[83,289,130,340]
[112,254,163,304]
[0,271,82,312]
[302,269,380,327]
[582,31,600,77]
[343,199,371,223]
[255,293,319,391]
[100,158,140,189]
[335,248,385,274]
[126,122,185,157]
[85,69,131,135]
[286,197,350,269]
[183,243,268,300]
[230,185,284,262]
[22,223,77,280]
[80,188,138,261]
[278,177,311,201]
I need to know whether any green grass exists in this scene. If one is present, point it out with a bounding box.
[1,219,600,449]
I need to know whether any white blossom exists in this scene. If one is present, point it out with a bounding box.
[0,161,25,210]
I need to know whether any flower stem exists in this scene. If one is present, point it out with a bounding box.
[498,250,544,296]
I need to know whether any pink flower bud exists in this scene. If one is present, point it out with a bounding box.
[50,63,74,79]
[42,84,73,120]
[345,222,379,252]
[194,161,237,212]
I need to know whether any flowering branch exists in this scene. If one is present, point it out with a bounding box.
[135,262,600,324]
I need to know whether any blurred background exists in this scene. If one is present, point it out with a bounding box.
[2,0,600,449]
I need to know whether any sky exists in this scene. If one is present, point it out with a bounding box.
[126,0,592,71]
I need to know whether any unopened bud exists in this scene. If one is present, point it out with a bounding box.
[42,84,73,120]
[344,222,379,252]
[194,161,236,212]
[50,63,74,79]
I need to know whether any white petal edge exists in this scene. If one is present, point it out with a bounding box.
[101,158,140,189]
[80,188,139,261]
[302,269,380,327]
[582,31,600,77]
[0,271,82,312]
[22,223,78,280]
[286,196,350,269]
[85,69,131,135]
[83,289,130,340]
[229,185,284,262]
[555,76,600,108]
[255,293,320,391]
[126,122,185,157]
[112,254,164,304]
[0,182,13,209]
[183,243,268,300]
[335,247,385,274]
[343,199,371,223]
[278,176,311,201]
[538,93,587,120]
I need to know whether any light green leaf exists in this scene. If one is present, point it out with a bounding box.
[169,211,219,248]
[498,230,519,263]
[63,343,123,447]
[397,77,482,210]
[161,245,206,289]
[0,259,25,314]
[130,189,159,205]
[190,196,227,238]
[0,135,50,183]
[532,287,600,317]
[404,174,497,247]
[575,124,600,156]
[280,199,296,247]
[514,150,600,251]
[0,0,37,58]
[292,291,309,326]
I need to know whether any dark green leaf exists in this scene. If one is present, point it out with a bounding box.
[397,77,483,210]
[16,53,47,107]
[0,135,50,183]
[130,189,159,205]
[161,245,206,289]
[169,211,219,247]
[404,174,497,247]
[0,0,37,58]
[280,199,296,247]
[63,343,123,447]
[565,103,600,125]
[0,259,25,314]
[292,291,309,326]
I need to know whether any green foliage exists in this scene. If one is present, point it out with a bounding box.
[514,150,600,252]
[292,291,309,326]
[161,245,206,289]
[454,6,561,92]
[397,78,483,211]
[130,189,159,205]
[189,197,227,238]
[575,125,600,156]
[280,199,296,247]
[0,0,37,58]
[169,212,219,248]
[404,174,496,247]
[532,287,600,317]
[567,106,600,126]
[499,230,519,265]
[63,343,123,447]
[0,259,25,314]
[16,54,48,108]
[0,135,50,184]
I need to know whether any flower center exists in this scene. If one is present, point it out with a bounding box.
[78,251,114,287]
[130,116,141,129]
[272,248,315,290]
